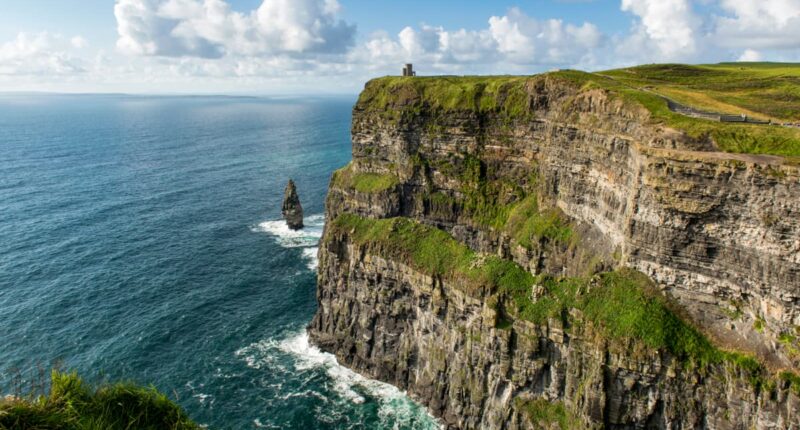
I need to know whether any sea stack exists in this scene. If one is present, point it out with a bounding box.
[282,179,303,230]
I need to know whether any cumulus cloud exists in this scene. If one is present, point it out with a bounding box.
[713,0,800,50]
[0,32,86,76]
[619,0,700,62]
[6,0,800,93]
[738,48,763,62]
[114,0,356,58]
[354,8,603,72]
[488,9,603,63]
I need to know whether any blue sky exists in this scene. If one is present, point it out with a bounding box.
[0,0,798,94]
[0,1,629,42]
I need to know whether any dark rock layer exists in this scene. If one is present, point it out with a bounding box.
[282,179,303,230]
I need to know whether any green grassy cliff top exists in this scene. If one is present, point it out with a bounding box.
[357,63,800,157]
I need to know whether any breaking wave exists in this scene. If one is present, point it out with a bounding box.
[252,214,324,248]
[235,331,442,430]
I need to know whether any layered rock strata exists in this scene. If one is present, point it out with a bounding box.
[309,74,800,429]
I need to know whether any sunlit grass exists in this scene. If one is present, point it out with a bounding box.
[0,370,199,430]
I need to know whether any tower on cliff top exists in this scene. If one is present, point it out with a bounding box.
[402,64,416,76]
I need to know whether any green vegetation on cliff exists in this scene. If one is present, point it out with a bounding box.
[514,398,585,430]
[329,214,799,388]
[331,163,399,193]
[357,75,537,118]
[331,214,532,294]
[0,371,199,430]
[519,271,733,366]
[503,196,573,247]
[357,63,800,157]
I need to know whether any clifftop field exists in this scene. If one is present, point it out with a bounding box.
[601,63,800,122]
[359,62,800,158]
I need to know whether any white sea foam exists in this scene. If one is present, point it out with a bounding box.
[252,214,324,248]
[236,331,443,429]
[193,393,213,405]
[301,247,319,270]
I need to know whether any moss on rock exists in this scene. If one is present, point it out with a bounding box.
[331,163,399,194]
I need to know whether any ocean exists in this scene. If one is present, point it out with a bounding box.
[0,94,440,429]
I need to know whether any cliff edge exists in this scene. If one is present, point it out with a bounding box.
[309,67,800,429]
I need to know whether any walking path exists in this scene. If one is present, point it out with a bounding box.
[596,73,799,128]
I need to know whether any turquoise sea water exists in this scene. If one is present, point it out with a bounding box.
[0,94,440,429]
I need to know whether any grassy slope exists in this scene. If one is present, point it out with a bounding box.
[598,63,800,156]
[600,63,800,121]
[0,371,199,430]
[357,63,800,157]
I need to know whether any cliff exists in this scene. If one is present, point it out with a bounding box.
[309,69,800,429]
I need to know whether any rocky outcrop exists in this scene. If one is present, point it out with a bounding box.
[282,179,304,230]
[309,73,800,429]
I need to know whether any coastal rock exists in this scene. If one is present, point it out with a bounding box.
[310,75,800,429]
[282,179,303,230]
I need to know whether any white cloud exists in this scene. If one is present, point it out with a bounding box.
[353,8,603,73]
[114,0,356,58]
[5,0,800,93]
[713,0,800,50]
[0,32,86,76]
[70,36,88,49]
[488,8,603,63]
[619,0,700,61]
[738,48,763,62]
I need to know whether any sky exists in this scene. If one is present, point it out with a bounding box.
[0,0,799,94]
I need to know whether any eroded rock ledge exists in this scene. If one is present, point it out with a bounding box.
[309,73,800,429]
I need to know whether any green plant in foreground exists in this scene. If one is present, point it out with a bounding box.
[0,370,199,430]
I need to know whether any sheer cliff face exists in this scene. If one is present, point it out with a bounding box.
[309,75,800,429]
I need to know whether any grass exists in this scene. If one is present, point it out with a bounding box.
[331,163,399,193]
[573,64,800,156]
[357,63,800,157]
[0,370,199,430]
[780,371,800,396]
[329,214,533,294]
[449,154,573,245]
[504,196,573,247]
[356,75,538,119]
[514,398,583,430]
[600,63,800,121]
[328,214,776,378]
[330,214,800,392]
[514,270,728,365]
